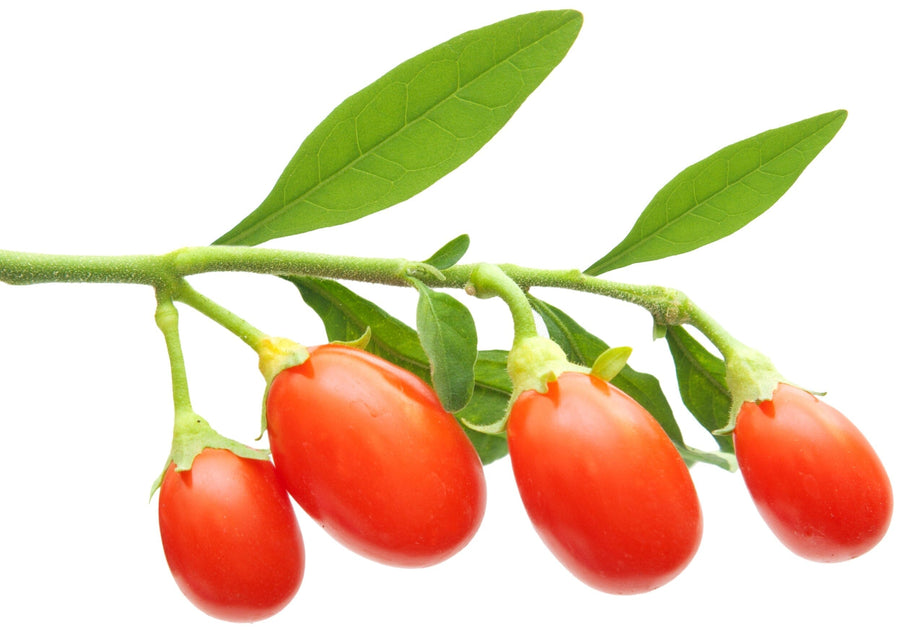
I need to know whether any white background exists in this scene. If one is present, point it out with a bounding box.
[1,1,897,628]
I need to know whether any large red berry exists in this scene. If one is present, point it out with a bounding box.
[158,448,304,622]
[734,383,892,562]
[507,371,703,594]
[265,344,486,567]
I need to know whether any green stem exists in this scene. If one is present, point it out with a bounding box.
[0,245,748,359]
[170,246,414,284]
[150,288,271,490]
[461,265,745,360]
[172,280,267,350]
[465,263,537,345]
[469,265,692,329]
[682,304,746,362]
[0,250,169,286]
[0,247,413,287]
[154,291,196,427]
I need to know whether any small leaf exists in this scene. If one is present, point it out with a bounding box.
[215,10,584,246]
[288,276,508,463]
[585,110,848,275]
[590,346,633,381]
[665,326,734,452]
[411,279,478,413]
[423,234,470,270]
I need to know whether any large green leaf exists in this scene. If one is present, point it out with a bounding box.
[530,295,735,470]
[215,10,583,246]
[288,276,509,463]
[585,110,847,275]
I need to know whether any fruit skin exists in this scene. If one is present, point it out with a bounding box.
[158,448,304,622]
[734,383,892,562]
[507,371,703,595]
[265,343,487,567]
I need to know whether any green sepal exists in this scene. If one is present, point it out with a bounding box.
[716,342,784,435]
[149,411,270,500]
[507,336,587,397]
[491,335,588,434]
[257,336,309,385]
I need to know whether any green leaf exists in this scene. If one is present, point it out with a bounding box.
[423,234,470,270]
[585,110,848,275]
[215,10,584,246]
[288,276,508,463]
[590,346,632,381]
[665,325,734,452]
[411,279,478,413]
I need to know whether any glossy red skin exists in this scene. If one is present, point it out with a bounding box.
[734,383,893,562]
[507,372,703,595]
[158,448,304,622]
[265,344,487,567]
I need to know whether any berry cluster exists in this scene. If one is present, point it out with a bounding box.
[156,343,892,622]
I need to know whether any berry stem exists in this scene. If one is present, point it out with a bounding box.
[154,292,195,423]
[172,279,268,350]
[151,288,270,496]
[464,263,537,345]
